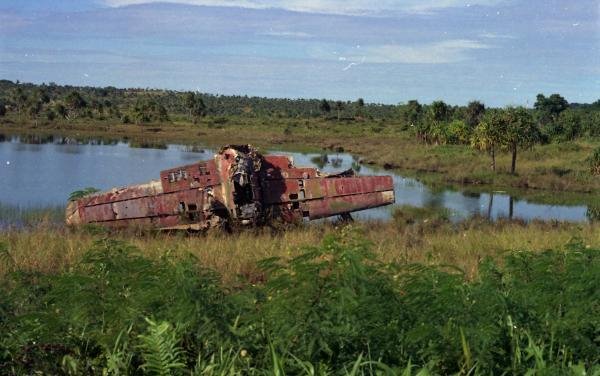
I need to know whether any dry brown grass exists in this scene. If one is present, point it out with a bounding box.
[2,220,598,284]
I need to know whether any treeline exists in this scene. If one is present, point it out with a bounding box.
[0,80,397,123]
[2,80,598,131]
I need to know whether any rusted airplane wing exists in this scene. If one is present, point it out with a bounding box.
[66,145,395,230]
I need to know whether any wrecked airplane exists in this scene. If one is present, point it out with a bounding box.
[66,145,395,230]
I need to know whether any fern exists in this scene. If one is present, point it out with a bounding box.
[138,318,186,376]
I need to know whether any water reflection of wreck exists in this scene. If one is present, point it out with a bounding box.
[66,145,395,230]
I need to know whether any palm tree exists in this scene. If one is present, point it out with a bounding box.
[503,107,540,174]
[471,111,504,172]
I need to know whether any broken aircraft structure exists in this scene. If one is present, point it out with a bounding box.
[66,145,395,230]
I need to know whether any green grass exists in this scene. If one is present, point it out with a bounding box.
[1,226,599,374]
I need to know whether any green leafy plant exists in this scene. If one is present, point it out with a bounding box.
[68,187,100,201]
[138,318,186,375]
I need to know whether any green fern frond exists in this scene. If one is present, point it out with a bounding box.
[138,318,186,376]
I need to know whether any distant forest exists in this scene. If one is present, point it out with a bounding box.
[1,80,599,142]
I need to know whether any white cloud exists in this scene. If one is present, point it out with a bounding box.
[313,39,490,65]
[479,32,516,39]
[101,0,506,16]
[258,31,313,38]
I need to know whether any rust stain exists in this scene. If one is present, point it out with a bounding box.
[66,145,395,230]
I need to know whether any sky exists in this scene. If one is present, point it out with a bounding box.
[0,0,598,106]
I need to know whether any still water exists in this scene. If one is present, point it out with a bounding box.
[0,134,593,224]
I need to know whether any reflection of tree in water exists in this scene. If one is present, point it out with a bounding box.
[181,145,205,153]
[351,154,364,171]
[586,205,600,222]
[330,156,343,168]
[129,139,168,150]
[20,134,54,144]
[423,190,445,209]
[456,190,481,217]
[310,153,328,169]
[0,134,5,143]
[487,193,494,219]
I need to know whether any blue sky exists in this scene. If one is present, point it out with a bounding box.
[0,0,598,106]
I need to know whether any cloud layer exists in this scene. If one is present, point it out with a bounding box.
[331,40,491,65]
[1,0,597,106]
[101,0,505,15]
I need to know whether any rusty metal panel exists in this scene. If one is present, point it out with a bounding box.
[78,188,205,225]
[262,176,393,205]
[262,155,292,169]
[322,176,393,197]
[160,161,220,193]
[84,181,163,206]
[84,202,116,222]
[307,191,395,220]
[261,166,318,180]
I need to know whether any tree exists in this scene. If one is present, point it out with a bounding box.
[35,88,50,104]
[402,100,422,128]
[132,97,169,124]
[355,98,365,118]
[11,87,28,115]
[319,99,331,116]
[46,109,56,121]
[184,91,196,120]
[64,91,87,119]
[0,99,6,117]
[27,99,42,122]
[54,103,68,119]
[471,110,505,172]
[445,119,470,144]
[429,100,450,122]
[503,107,540,174]
[534,93,569,125]
[465,101,485,128]
[190,97,206,123]
[184,92,206,123]
[547,109,581,141]
[334,100,344,121]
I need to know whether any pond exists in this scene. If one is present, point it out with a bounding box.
[0,134,595,226]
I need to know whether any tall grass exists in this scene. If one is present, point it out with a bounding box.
[0,203,64,230]
[1,227,599,374]
[2,213,600,281]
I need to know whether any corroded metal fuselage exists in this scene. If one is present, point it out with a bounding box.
[65,145,395,230]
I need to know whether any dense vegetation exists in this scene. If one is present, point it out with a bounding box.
[1,80,599,143]
[1,226,599,374]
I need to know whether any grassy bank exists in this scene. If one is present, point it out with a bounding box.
[1,224,599,374]
[2,210,599,283]
[2,117,599,194]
